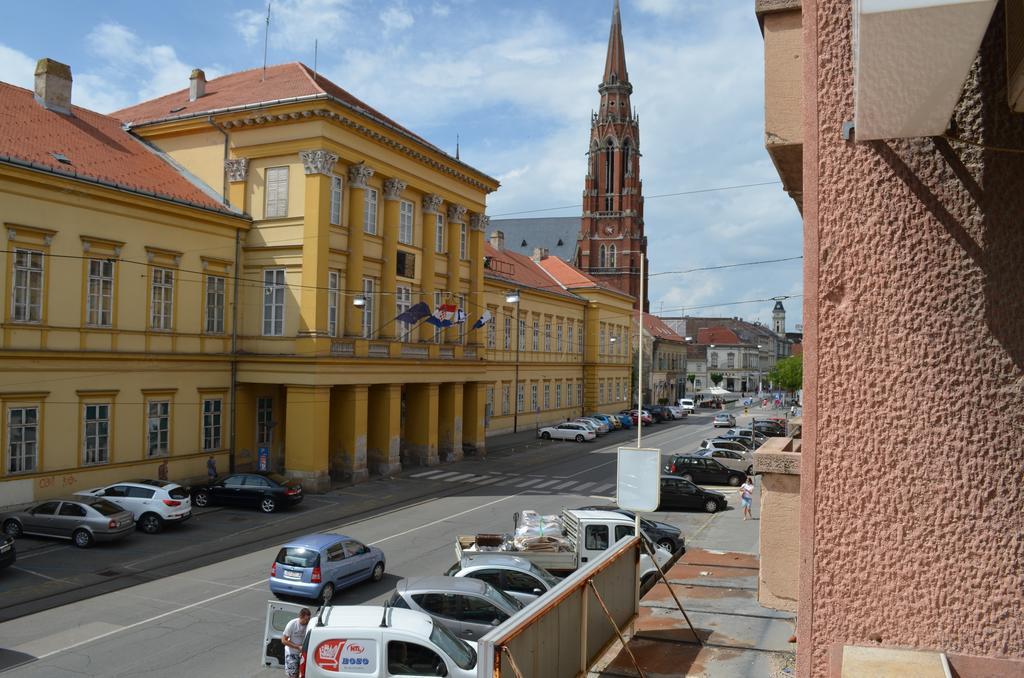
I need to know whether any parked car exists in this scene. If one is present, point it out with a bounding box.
[572,418,601,435]
[659,475,729,513]
[192,472,302,513]
[75,479,191,534]
[538,423,595,442]
[445,553,561,604]
[575,417,608,434]
[0,534,15,569]
[697,449,754,476]
[576,505,685,553]
[270,533,385,602]
[699,439,752,454]
[625,409,653,425]
[2,497,135,548]
[615,413,634,428]
[678,398,695,414]
[721,430,767,448]
[388,575,524,641]
[667,406,687,419]
[753,421,787,437]
[664,454,746,486]
[588,413,618,430]
[647,405,670,422]
[601,413,626,429]
[712,412,737,428]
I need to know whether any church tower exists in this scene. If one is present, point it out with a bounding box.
[577,0,648,311]
[773,300,786,335]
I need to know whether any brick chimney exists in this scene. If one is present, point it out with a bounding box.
[532,247,549,262]
[34,58,72,114]
[489,230,505,251]
[189,69,206,101]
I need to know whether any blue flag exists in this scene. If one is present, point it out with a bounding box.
[395,301,430,325]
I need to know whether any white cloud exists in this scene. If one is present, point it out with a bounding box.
[235,0,354,50]
[0,43,35,89]
[431,3,450,17]
[380,6,414,33]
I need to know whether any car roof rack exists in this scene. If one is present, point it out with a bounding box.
[379,601,390,628]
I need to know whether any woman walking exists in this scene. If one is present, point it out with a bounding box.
[740,476,755,520]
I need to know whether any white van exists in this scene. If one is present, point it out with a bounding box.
[678,398,695,414]
[264,601,478,677]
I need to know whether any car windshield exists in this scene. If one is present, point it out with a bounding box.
[263,472,291,485]
[275,547,319,568]
[168,486,189,499]
[89,499,123,516]
[484,582,524,611]
[529,563,561,587]
[430,622,477,670]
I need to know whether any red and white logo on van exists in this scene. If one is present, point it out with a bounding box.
[347,644,364,654]
[314,639,346,671]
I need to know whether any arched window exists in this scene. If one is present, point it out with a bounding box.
[599,245,607,269]
[605,139,614,194]
[622,139,632,184]
[608,244,617,269]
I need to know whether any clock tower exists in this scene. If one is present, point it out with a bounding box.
[577,0,648,310]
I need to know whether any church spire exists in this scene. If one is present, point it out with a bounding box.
[602,0,631,93]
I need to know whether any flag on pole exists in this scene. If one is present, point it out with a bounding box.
[454,308,468,325]
[426,303,458,327]
[471,309,493,330]
[394,301,430,325]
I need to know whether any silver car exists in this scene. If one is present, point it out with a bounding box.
[388,575,524,641]
[2,496,135,548]
[445,554,561,604]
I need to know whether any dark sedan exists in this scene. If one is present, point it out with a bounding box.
[647,405,671,422]
[0,534,15,569]
[664,454,746,486]
[576,505,685,553]
[659,475,728,513]
[192,472,303,513]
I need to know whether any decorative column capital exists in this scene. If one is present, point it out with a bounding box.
[422,193,443,214]
[470,213,489,232]
[300,150,339,176]
[225,158,249,183]
[348,161,374,188]
[383,177,407,201]
[447,203,467,224]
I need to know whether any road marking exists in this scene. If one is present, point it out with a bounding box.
[574,482,595,491]
[532,480,559,489]
[471,477,502,486]
[515,478,541,488]
[409,470,445,479]
[426,471,461,480]
[446,473,476,483]
[552,481,576,490]
[594,483,615,493]
[9,566,74,585]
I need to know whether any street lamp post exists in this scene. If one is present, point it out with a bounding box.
[506,290,521,433]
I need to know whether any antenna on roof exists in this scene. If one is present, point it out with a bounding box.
[455,133,460,160]
[313,39,318,80]
[262,1,271,82]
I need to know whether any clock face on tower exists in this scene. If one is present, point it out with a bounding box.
[604,225,614,235]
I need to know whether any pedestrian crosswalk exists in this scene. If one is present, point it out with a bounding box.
[405,468,739,496]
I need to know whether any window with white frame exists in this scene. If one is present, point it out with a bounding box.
[567,383,574,407]
[328,270,340,337]
[502,383,511,416]
[518,319,526,351]
[567,324,574,354]
[530,383,538,411]
[543,383,550,410]
[544,322,551,352]
[577,383,583,408]
[486,312,496,349]
[330,174,343,226]
[615,380,621,401]
[599,381,605,404]
[459,224,467,259]
[517,383,524,413]
[556,324,563,352]
[205,275,225,334]
[150,268,174,330]
[599,325,605,354]
[265,166,289,218]
[11,249,44,323]
[435,213,445,253]
[86,259,114,327]
[727,352,735,368]
[434,291,444,343]
[396,286,413,340]
[364,187,378,235]
[257,397,273,446]
[556,383,562,408]
[6,407,38,473]
[486,386,494,421]
[83,403,110,465]
[263,269,285,336]
[361,278,375,338]
[399,200,414,245]
[504,316,512,350]
[203,398,222,451]
[457,295,466,343]
[532,320,539,352]
[146,400,169,457]
[710,352,719,368]
[578,328,584,354]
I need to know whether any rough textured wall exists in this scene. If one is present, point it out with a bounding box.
[799,2,1024,675]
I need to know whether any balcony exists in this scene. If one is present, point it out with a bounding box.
[753,423,801,613]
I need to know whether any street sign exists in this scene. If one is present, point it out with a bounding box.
[616,446,661,512]
[257,447,270,471]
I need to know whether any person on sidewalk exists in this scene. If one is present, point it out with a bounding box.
[740,476,755,520]
[207,455,217,482]
[282,607,312,678]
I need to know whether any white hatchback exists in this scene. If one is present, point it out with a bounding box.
[75,479,192,534]
[538,423,596,442]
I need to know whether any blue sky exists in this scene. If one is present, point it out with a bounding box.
[0,0,803,329]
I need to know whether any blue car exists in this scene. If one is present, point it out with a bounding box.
[269,533,385,602]
[616,413,634,428]
[588,414,615,430]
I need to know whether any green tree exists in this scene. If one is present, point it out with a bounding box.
[687,373,696,384]
[710,372,724,386]
[768,355,803,392]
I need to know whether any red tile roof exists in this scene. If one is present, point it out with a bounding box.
[0,82,236,215]
[113,62,438,152]
[484,245,580,300]
[696,327,742,345]
[641,312,686,342]
[536,255,634,300]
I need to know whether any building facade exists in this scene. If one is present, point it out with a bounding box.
[635,313,687,404]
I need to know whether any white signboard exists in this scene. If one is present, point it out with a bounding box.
[616,446,661,513]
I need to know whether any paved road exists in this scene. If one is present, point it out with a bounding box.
[0,411,753,677]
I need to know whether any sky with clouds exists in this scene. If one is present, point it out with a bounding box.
[0,0,803,328]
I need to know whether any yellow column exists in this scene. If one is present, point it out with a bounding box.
[331,384,368,483]
[467,214,487,347]
[225,157,248,211]
[405,383,439,465]
[368,384,402,475]
[438,382,464,462]
[284,385,331,492]
[419,195,442,342]
[346,162,374,336]
[462,382,486,458]
[445,204,466,344]
[298,150,338,351]
[379,178,406,340]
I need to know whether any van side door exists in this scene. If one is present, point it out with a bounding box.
[580,522,609,565]
[262,600,308,669]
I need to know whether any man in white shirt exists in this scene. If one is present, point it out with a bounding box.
[283,608,312,678]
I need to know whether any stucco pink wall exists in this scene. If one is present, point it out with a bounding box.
[798,2,1024,676]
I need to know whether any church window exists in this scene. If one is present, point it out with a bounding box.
[609,244,617,269]
[604,139,614,205]
[622,140,632,181]
[599,245,606,269]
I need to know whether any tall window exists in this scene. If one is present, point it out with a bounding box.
[83,404,110,465]
[150,268,174,330]
[556,324,563,352]
[434,291,444,344]
[577,383,583,408]
[203,398,222,451]
[146,400,169,457]
[532,320,539,352]
[567,382,574,407]
[710,352,719,368]
[361,278,375,338]
[486,312,496,349]
[599,326,605,354]
[456,295,466,343]
[396,286,413,340]
[599,381,605,404]
[599,244,606,269]
[556,383,562,408]
[567,325,574,354]
[86,259,114,327]
[518,319,526,351]
[6,407,38,473]
[604,139,614,211]
[517,383,524,413]
[544,322,551,352]
[399,200,414,245]
[205,275,225,334]
[531,383,538,411]
[435,214,446,253]
[609,244,617,269]
[364,187,378,234]
[265,166,289,218]
[330,174,343,226]
[504,316,511,350]
[543,383,551,410]
[502,384,511,416]
[459,224,467,259]
[727,352,735,368]
[11,249,44,323]
[256,397,273,446]
[262,269,285,336]
[328,271,340,337]
[622,140,632,186]
[485,386,494,422]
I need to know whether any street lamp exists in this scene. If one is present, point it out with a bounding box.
[505,290,522,433]
[352,296,366,307]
